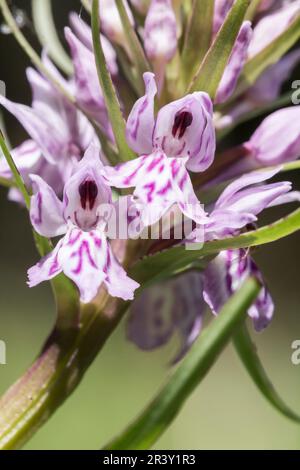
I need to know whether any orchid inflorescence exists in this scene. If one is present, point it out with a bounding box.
[0,0,300,450]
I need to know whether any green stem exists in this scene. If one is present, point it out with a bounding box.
[104,277,260,450]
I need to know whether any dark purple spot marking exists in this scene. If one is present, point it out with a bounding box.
[79,179,98,210]
[172,110,193,139]
[143,182,156,202]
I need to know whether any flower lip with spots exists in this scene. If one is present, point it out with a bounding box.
[105,72,215,229]
[28,144,139,304]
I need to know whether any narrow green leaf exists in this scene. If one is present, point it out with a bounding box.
[91,0,135,161]
[188,0,250,97]
[31,0,73,76]
[115,0,151,92]
[182,0,214,85]
[233,324,300,423]
[236,13,300,96]
[131,208,300,286]
[245,0,261,21]
[104,277,260,450]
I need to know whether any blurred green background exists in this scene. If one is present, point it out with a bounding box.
[0,0,300,450]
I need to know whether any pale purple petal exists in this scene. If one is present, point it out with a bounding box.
[27,239,64,287]
[57,228,108,303]
[69,12,118,76]
[104,243,139,300]
[126,72,157,154]
[213,0,234,36]
[65,27,111,135]
[216,21,253,104]
[127,271,204,362]
[153,92,216,172]
[215,167,281,208]
[248,1,300,58]
[203,249,274,331]
[246,107,300,164]
[0,94,62,164]
[99,0,134,45]
[247,49,300,102]
[106,152,206,226]
[144,0,177,63]
[29,174,67,237]
[0,140,41,179]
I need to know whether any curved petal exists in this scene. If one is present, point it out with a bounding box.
[215,167,281,208]
[153,92,216,172]
[127,271,204,362]
[104,243,139,300]
[216,21,253,104]
[248,1,300,58]
[126,72,157,154]
[0,140,42,179]
[29,174,67,237]
[144,0,177,63]
[69,12,118,75]
[246,107,300,164]
[203,249,273,331]
[0,94,62,164]
[27,239,64,287]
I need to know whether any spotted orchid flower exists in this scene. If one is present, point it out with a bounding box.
[203,249,274,332]
[28,145,139,303]
[105,72,215,228]
[188,167,294,243]
[0,56,96,202]
[128,247,274,362]
[127,271,205,363]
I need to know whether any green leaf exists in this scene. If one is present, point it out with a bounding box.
[188,0,250,98]
[115,0,151,93]
[131,208,300,286]
[244,0,261,21]
[181,0,214,85]
[31,0,73,75]
[91,0,135,162]
[103,277,260,450]
[235,13,300,96]
[233,324,300,423]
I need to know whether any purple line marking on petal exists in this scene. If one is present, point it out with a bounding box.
[130,97,149,141]
[48,253,60,276]
[146,154,164,172]
[71,240,97,275]
[143,181,156,202]
[157,179,172,196]
[171,159,180,178]
[123,157,147,186]
[68,229,82,246]
[178,171,188,190]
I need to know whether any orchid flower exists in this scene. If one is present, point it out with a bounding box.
[28,145,139,303]
[0,56,96,202]
[105,72,215,227]
[128,248,273,362]
[186,167,294,243]
[127,271,205,363]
